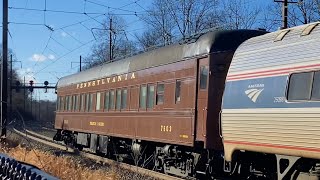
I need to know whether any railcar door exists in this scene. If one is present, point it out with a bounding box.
[196,58,209,143]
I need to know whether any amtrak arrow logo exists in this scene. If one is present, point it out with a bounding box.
[245,84,264,103]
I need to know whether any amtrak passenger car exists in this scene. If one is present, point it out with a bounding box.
[222,22,320,179]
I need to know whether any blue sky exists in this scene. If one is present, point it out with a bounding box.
[1,0,151,100]
[0,0,272,101]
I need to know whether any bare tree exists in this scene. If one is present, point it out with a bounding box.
[264,0,320,30]
[138,0,175,46]
[220,0,261,30]
[164,0,221,39]
[85,15,136,69]
[289,0,319,26]
[136,0,221,49]
[134,30,163,51]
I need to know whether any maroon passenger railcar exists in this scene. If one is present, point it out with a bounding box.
[54,30,265,178]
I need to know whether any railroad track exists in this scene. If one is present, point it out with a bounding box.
[13,128,184,180]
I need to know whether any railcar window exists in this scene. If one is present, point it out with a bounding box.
[72,95,76,111]
[75,95,79,111]
[288,72,313,100]
[64,96,68,111]
[121,88,127,109]
[116,89,122,110]
[156,83,164,105]
[66,96,71,111]
[69,96,72,111]
[61,97,64,111]
[85,94,90,112]
[200,66,209,89]
[175,80,181,103]
[311,71,320,100]
[80,94,85,111]
[96,92,101,111]
[71,96,74,111]
[147,85,155,108]
[109,90,115,110]
[57,97,60,111]
[89,94,94,111]
[140,85,147,108]
[105,91,110,110]
[79,95,82,111]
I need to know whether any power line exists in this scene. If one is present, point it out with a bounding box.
[61,29,84,45]
[110,0,142,13]
[47,47,60,57]
[56,14,104,30]
[85,13,104,26]
[31,32,53,71]
[42,32,53,54]
[50,37,71,51]
[9,22,45,26]
[34,39,95,75]
[8,6,142,16]
[86,0,141,14]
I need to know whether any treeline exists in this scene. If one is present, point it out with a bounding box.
[0,51,56,128]
[83,0,320,69]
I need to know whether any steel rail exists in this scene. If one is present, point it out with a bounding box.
[13,128,183,180]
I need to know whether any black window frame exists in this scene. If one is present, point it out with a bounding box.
[80,94,85,112]
[200,65,209,90]
[156,83,165,105]
[57,97,60,111]
[286,70,320,102]
[116,89,122,110]
[139,85,147,109]
[109,89,115,110]
[75,94,80,111]
[104,90,110,111]
[121,88,128,110]
[175,80,181,104]
[147,84,155,109]
[96,92,101,111]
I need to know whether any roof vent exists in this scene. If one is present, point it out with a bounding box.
[274,29,290,42]
[301,23,319,36]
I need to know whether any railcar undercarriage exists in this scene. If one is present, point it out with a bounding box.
[53,130,320,180]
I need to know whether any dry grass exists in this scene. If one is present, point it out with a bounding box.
[0,144,117,180]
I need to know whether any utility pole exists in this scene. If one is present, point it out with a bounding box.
[274,0,299,29]
[46,100,49,125]
[1,0,9,138]
[282,0,288,29]
[38,92,40,122]
[80,55,82,72]
[9,55,12,117]
[9,56,22,116]
[23,77,26,112]
[30,93,32,119]
[109,17,113,61]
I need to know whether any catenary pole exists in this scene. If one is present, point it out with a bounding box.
[274,0,299,29]
[1,0,9,138]
[282,0,288,29]
[9,54,12,117]
[109,17,112,61]
[23,76,26,112]
[80,55,82,72]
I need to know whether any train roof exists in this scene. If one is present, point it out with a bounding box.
[229,22,320,75]
[57,29,265,88]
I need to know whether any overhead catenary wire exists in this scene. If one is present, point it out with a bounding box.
[33,39,95,76]
[50,37,71,51]
[8,6,142,16]
[86,0,141,14]
[8,0,150,80]
[61,29,84,45]
[31,32,54,71]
